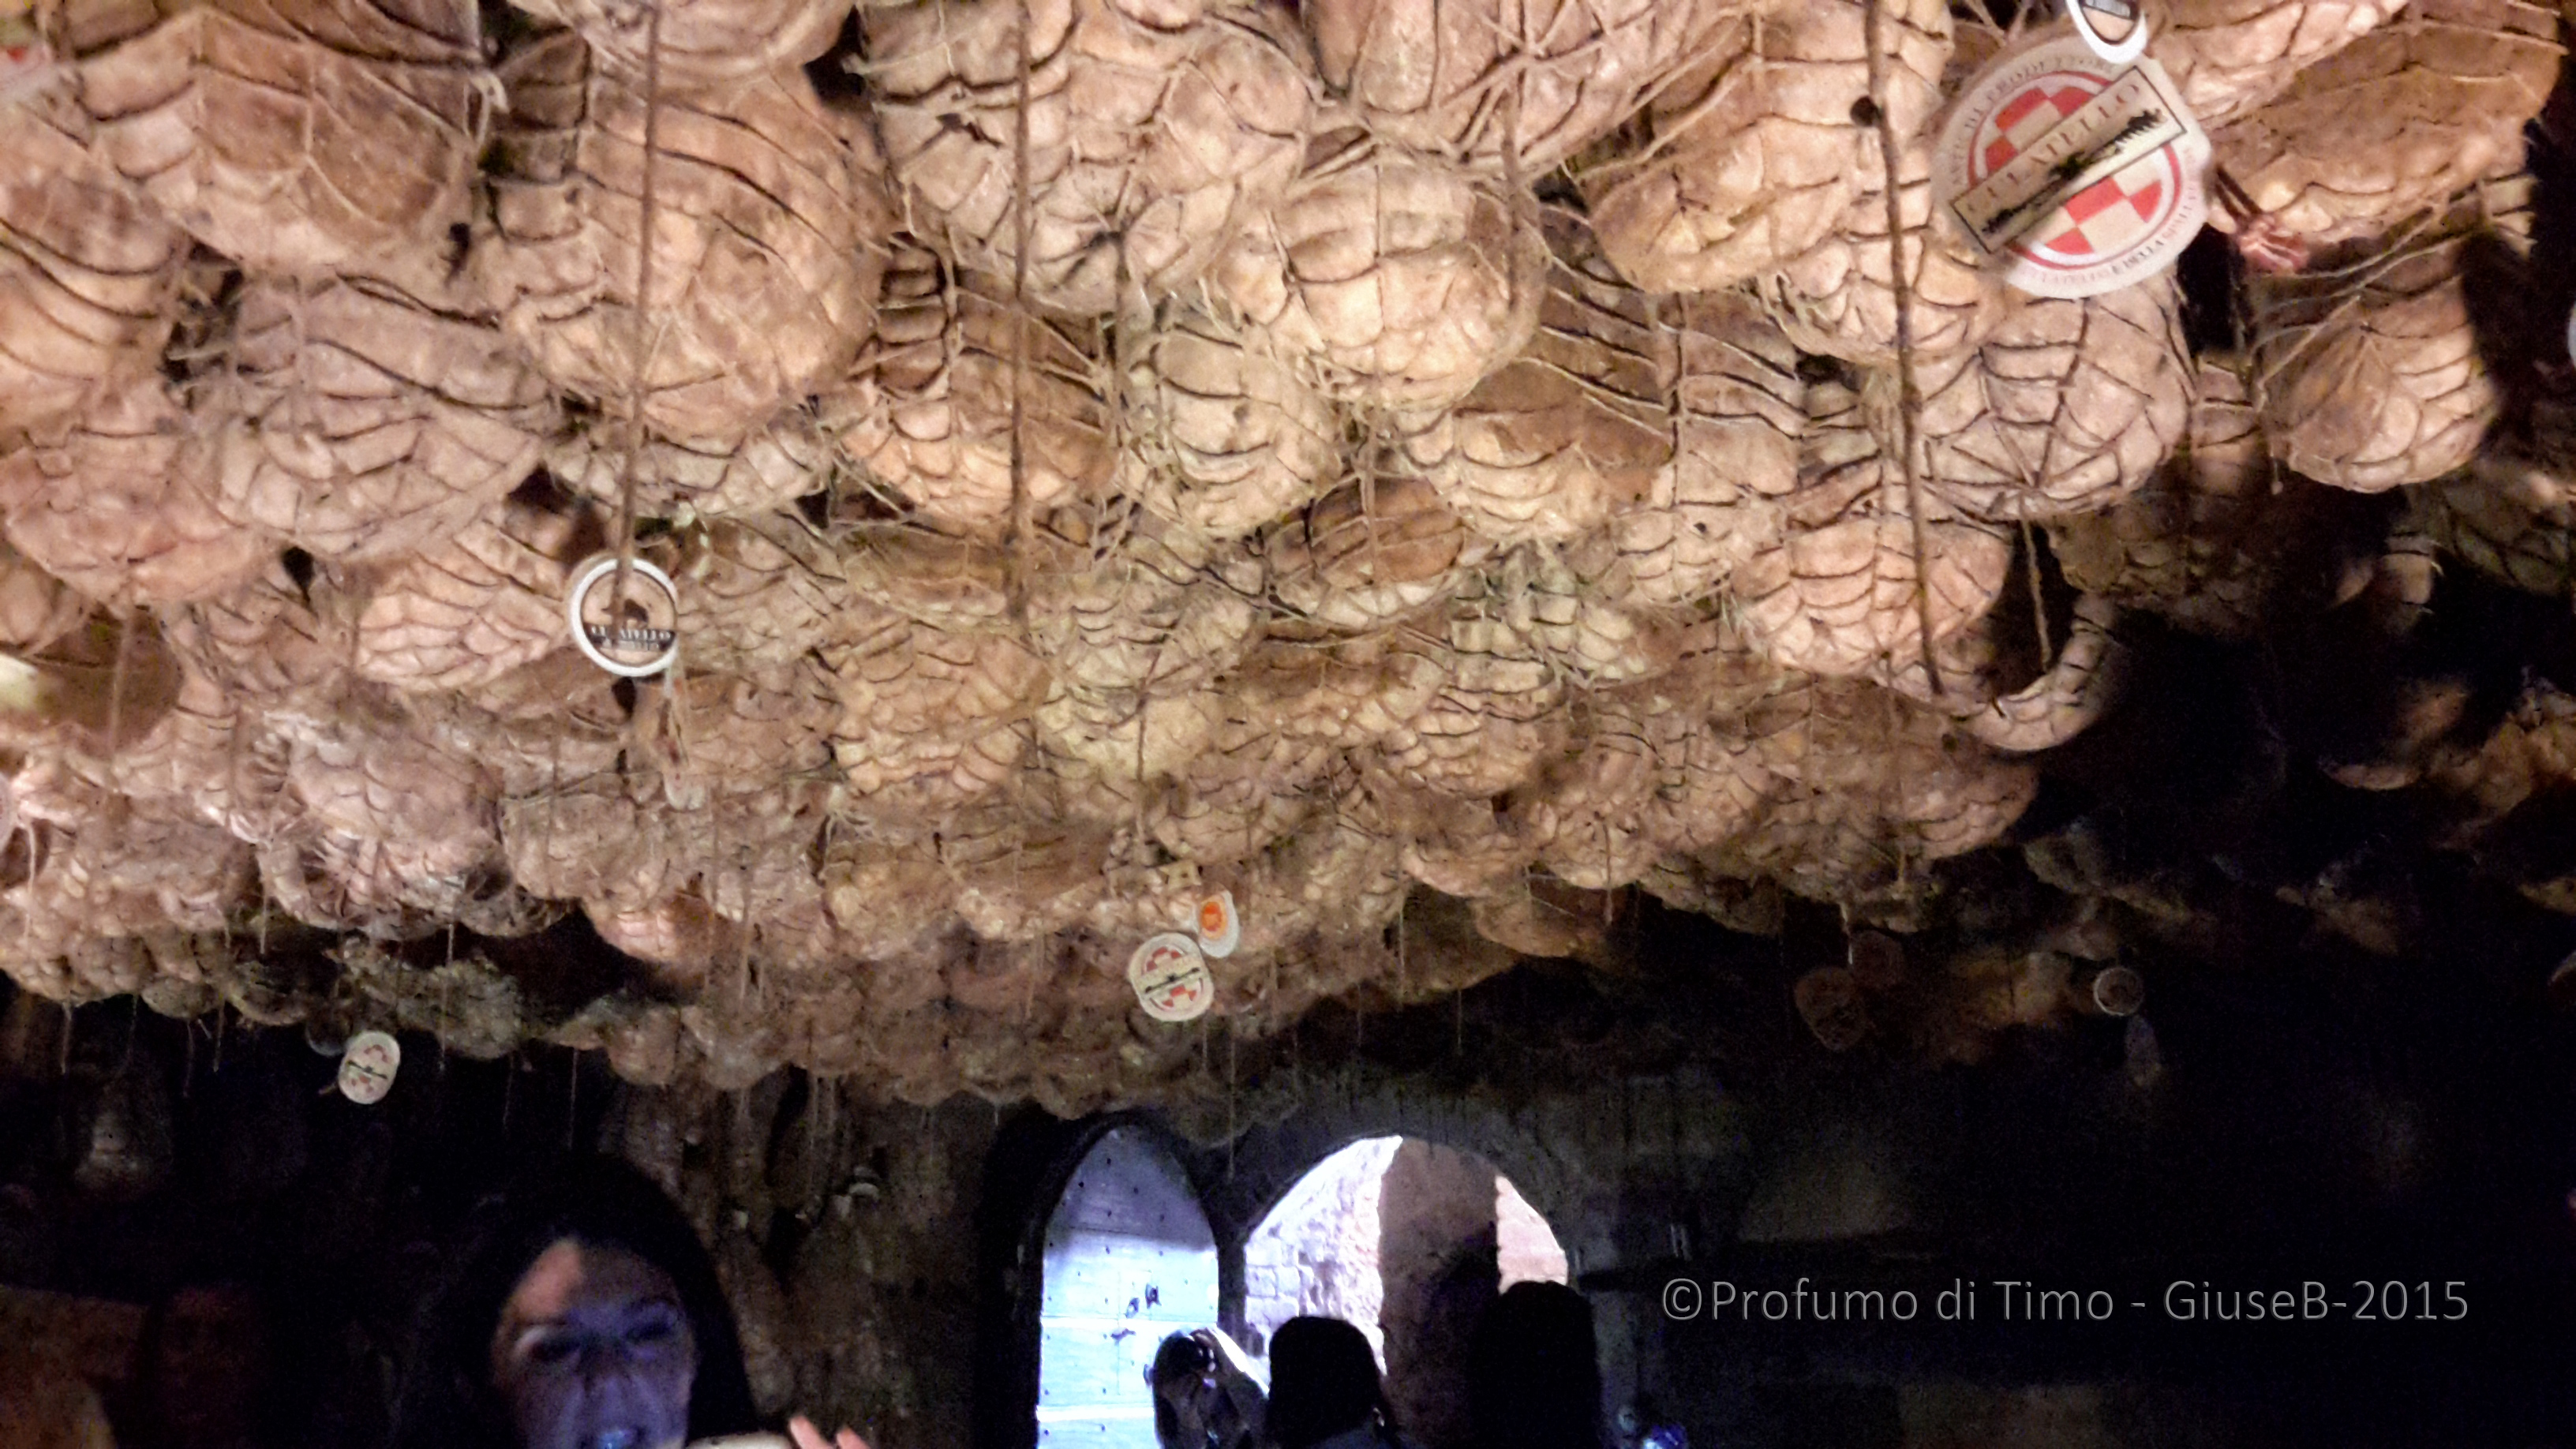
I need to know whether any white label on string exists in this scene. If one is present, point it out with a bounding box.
[1935,36,2209,300]
[1194,890,1241,958]
[336,1031,401,1104]
[567,554,680,678]
[1129,932,1215,1022]
[0,773,15,845]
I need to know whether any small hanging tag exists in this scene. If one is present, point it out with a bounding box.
[567,554,680,678]
[0,773,16,845]
[1129,932,1215,1023]
[2063,0,2147,65]
[335,1030,401,1104]
[1194,889,1241,958]
[2089,964,2146,1017]
[1935,35,2209,300]
[0,1,50,105]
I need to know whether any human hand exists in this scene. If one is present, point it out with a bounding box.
[788,1415,870,1449]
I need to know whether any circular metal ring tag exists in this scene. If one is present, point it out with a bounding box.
[567,555,680,678]
[2064,0,2148,65]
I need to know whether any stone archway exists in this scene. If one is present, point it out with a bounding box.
[1239,1136,1567,1449]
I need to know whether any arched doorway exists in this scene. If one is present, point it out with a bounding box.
[1241,1137,1567,1449]
[1036,1126,1219,1449]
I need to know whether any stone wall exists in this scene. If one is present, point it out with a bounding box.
[1240,1135,1395,1359]
[1375,1140,1499,1449]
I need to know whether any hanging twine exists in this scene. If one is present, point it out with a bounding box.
[610,0,669,616]
[1862,0,1944,696]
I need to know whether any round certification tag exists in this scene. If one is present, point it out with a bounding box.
[336,1030,401,1104]
[1195,890,1241,958]
[2090,964,2146,1017]
[567,554,680,678]
[2563,301,2574,370]
[1128,932,1215,1023]
[0,2,49,105]
[1935,35,2210,300]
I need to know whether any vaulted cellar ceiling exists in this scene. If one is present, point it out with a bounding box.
[4,0,2576,1110]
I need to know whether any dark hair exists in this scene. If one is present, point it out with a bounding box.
[1150,1332,1215,1447]
[391,1156,758,1449]
[1264,1317,1391,1449]
[1467,1282,1601,1449]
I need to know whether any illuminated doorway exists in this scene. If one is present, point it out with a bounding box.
[1036,1127,1219,1449]
[1241,1137,1567,1449]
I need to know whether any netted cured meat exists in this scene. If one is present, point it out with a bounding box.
[61,0,492,275]
[1121,304,1341,541]
[159,553,354,706]
[2159,0,2428,131]
[1212,128,1546,411]
[515,0,848,93]
[2050,358,2298,638]
[0,537,94,650]
[864,0,1313,316]
[1302,0,1745,175]
[0,373,268,606]
[349,488,594,691]
[1402,215,1683,547]
[1705,675,2038,904]
[268,697,503,936]
[826,605,1042,818]
[2211,0,2557,245]
[1270,470,1485,631]
[1155,699,1332,863]
[507,773,668,905]
[1758,139,2001,368]
[485,30,885,447]
[208,277,556,562]
[2417,425,2576,599]
[1482,540,1673,687]
[1610,294,1805,610]
[1028,504,1263,698]
[1571,0,1950,297]
[2249,182,2520,492]
[1729,373,2012,678]
[424,651,632,797]
[1372,599,1565,798]
[549,412,829,522]
[1911,277,2193,523]
[1035,681,1224,783]
[669,513,863,672]
[0,95,186,440]
[641,658,840,801]
[822,242,1111,536]
[0,608,182,758]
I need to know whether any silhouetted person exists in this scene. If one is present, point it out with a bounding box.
[391,1156,865,1449]
[1148,1328,1264,1449]
[1466,1284,1601,1449]
[1263,1317,1404,1449]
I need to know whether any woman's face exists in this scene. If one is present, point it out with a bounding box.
[489,1237,698,1449]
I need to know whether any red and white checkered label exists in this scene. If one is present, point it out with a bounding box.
[1935,36,2208,299]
